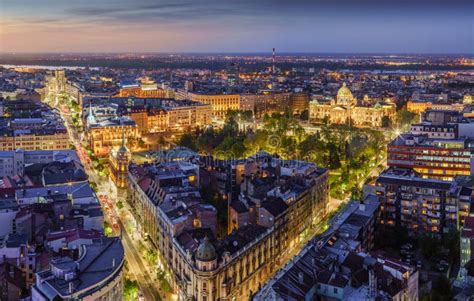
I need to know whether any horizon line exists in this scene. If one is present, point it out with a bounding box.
[1,51,473,57]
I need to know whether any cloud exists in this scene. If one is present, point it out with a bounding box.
[66,2,193,17]
[1,0,472,53]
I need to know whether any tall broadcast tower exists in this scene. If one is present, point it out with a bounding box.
[272,48,276,74]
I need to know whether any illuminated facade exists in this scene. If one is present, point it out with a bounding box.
[459,216,474,280]
[116,86,166,98]
[373,168,472,236]
[47,69,66,93]
[407,100,465,114]
[116,77,167,98]
[128,101,212,133]
[85,112,139,157]
[108,133,131,188]
[309,83,396,127]
[180,92,240,119]
[290,92,309,115]
[127,154,329,301]
[387,134,472,180]
[0,100,69,151]
[0,130,69,151]
[240,92,291,117]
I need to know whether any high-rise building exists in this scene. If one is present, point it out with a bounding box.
[387,134,473,180]
[290,92,309,115]
[371,168,472,235]
[227,62,239,87]
[460,216,474,280]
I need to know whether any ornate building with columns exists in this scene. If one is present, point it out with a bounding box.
[309,82,396,127]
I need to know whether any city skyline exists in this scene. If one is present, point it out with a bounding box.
[1,0,473,54]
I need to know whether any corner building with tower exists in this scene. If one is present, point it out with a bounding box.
[126,152,329,300]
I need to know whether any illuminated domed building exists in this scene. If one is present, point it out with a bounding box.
[333,82,356,106]
[309,82,396,127]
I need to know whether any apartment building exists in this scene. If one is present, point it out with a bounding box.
[372,168,472,236]
[126,152,329,301]
[387,134,473,180]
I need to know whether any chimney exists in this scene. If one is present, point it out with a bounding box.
[298,272,304,284]
[359,201,366,212]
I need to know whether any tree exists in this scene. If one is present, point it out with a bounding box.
[89,181,98,192]
[381,115,391,127]
[144,249,158,265]
[300,109,309,121]
[103,221,113,236]
[328,143,341,169]
[442,229,460,264]
[116,200,124,210]
[123,278,139,300]
[178,133,197,150]
[157,270,172,293]
[396,108,418,130]
[350,186,363,200]
[431,275,452,300]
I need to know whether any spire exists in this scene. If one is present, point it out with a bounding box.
[118,128,128,153]
[121,129,126,148]
[86,102,97,125]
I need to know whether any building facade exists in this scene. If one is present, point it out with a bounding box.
[179,92,240,119]
[32,237,124,301]
[372,168,472,236]
[387,134,473,180]
[126,153,329,301]
[108,133,131,189]
[85,111,139,157]
[240,92,291,117]
[309,83,396,127]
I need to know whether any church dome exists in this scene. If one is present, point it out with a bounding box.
[196,236,217,262]
[336,82,354,105]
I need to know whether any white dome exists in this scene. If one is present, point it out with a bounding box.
[336,82,355,106]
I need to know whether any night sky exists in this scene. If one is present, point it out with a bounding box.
[1,0,473,53]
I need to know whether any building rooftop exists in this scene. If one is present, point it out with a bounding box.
[376,168,454,190]
[35,237,124,299]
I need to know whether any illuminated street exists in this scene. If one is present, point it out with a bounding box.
[47,92,169,301]
[1,4,471,297]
